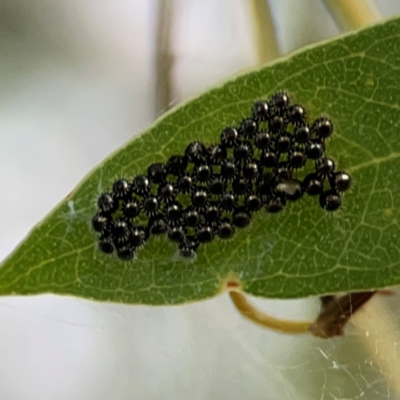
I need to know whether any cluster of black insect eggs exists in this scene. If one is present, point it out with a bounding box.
[92,92,352,261]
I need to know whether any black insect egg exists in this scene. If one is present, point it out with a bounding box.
[252,100,270,121]
[98,236,114,254]
[112,178,130,198]
[208,144,227,164]
[319,190,341,212]
[209,176,226,195]
[185,141,207,164]
[142,196,159,216]
[312,117,334,139]
[112,219,130,240]
[240,118,258,139]
[192,188,209,209]
[271,91,290,110]
[221,159,237,180]
[168,226,186,242]
[158,183,177,203]
[316,157,336,177]
[220,192,236,211]
[260,150,277,168]
[185,210,200,227]
[117,247,135,261]
[288,104,306,124]
[132,175,150,196]
[197,225,214,243]
[97,193,116,213]
[196,164,213,182]
[166,203,183,223]
[306,142,325,160]
[179,240,198,258]
[178,175,193,193]
[294,125,310,143]
[218,220,235,239]
[276,162,292,180]
[289,149,306,169]
[332,171,352,192]
[234,141,253,161]
[303,173,324,196]
[92,214,108,232]
[269,115,285,133]
[232,177,248,195]
[246,194,262,211]
[221,127,239,147]
[205,204,220,222]
[124,201,140,218]
[276,135,291,153]
[243,161,259,180]
[254,131,270,149]
[166,155,188,176]
[265,196,286,213]
[232,207,251,228]
[130,226,146,247]
[92,92,352,260]
[147,163,166,184]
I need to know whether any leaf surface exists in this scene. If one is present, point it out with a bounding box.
[1,18,400,304]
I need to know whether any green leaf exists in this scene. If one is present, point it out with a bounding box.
[1,18,400,305]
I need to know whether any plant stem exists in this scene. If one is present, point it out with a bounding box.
[351,297,400,399]
[322,0,381,31]
[154,0,175,118]
[229,291,311,334]
[309,292,377,338]
[247,0,279,65]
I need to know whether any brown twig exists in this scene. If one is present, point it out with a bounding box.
[309,291,377,338]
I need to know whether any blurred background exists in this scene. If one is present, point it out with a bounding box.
[1,1,400,399]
